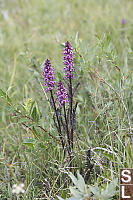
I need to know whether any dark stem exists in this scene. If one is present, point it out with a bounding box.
[57,108,66,131]
[63,104,70,147]
[73,82,80,96]
[50,90,64,149]
[85,149,93,182]
[13,111,58,141]
[72,102,78,129]
[69,77,73,148]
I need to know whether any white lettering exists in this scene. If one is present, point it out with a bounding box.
[122,186,131,198]
[121,170,131,183]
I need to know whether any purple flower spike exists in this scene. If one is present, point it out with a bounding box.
[57,81,69,107]
[121,19,126,25]
[43,59,56,92]
[63,41,74,79]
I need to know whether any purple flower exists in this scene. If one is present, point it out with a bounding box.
[57,81,69,107]
[63,41,74,79]
[43,59,56,92]
[121,19,126,25]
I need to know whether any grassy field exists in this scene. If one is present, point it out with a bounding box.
[0,0,133,199]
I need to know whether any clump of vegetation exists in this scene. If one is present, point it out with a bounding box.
[57,171,118,200]
[0,0,133,199]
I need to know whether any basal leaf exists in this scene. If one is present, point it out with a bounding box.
[69,172,78,187]
[77,171,87,193]
[0,89,12,105]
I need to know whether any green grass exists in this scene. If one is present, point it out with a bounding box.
[0,0,133,199]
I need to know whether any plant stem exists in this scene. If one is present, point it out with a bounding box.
[63,104,70,147]
[50,90,64,149]
[13,111,58,141]
[69,77,73,148]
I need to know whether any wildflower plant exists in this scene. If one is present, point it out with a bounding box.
[43,59,56,92]
[42,41,79,156]
[63,41,76,149]
[0,1,133,198]
[63,41,74,79]
[0,41,79,162]
[57,81,69,107]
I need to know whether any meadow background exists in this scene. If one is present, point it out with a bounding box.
[0,0,133,199]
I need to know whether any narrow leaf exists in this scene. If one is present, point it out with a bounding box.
[0,89,12,105]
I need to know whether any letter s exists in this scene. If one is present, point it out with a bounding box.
[121,170,131,183]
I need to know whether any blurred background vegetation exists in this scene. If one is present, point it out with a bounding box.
[0,0,133,199]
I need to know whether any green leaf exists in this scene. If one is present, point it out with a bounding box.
[101,179,118,199]
[31,107,38,122]
[7,104,17,112]
[56,196,64,200]
[30,103,40,123]
[29,101,40,123]
[69,197,80,200]
[29,101,35,113]
[18,118,29,124]
[0,89,12,105]
[0,89,5,97]
[75,32,79,47]
[60,43,65,48]
[77,171,87,193]
[89,183,100,196]
[36,102,41,118]
[127,140,132,159]
[23,138,35,148]
[32,126,39,139]
[69,172,78,187]
[17,103,26,113]
[25,98,32,113]
[69,187,82,198]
